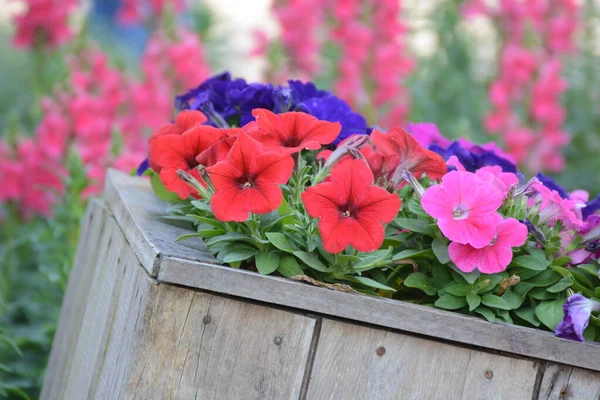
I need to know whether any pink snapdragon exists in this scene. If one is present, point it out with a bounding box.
[12,0,78,49]
[421,170,504,248]
[449,214,528,274]
[274,0,324,76]
[466,0,580,174]
[117,0,185,25]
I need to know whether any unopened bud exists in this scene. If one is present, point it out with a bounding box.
[177,169,211,199]
[396,170,425,197]
[324,134,369,170]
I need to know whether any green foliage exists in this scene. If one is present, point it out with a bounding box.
[0,152,88,399]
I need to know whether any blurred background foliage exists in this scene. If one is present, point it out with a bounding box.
[0,0,599,398]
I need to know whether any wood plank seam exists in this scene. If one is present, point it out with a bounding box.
[299,316,322,400]
[530,361,548,400]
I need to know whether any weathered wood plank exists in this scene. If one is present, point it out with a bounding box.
[306,319,538,400]
[104,169,217,277]
[91,246,157,400]
[41,200,111,400]
[123,286,317,399]
[159,256,600,372]
[105,170,600,372]
[62,216,129,399]
[537,363,600,399]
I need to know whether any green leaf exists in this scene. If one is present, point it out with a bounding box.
[474,307,496,322]
[175,233,201,242]
[431,265,453,288]
[527,247,548,263]
[481,295,513,310]
[196,229,226,238]
[277,198,297,225]
[190,200,212,212]
[466,293,481,311]
[501,287,528,309]
[512,255,549,271]
[449,263,480,284]
[578,264,600,277]
[277,256,304,278]
[553,256,572,267]
[514,308,541,327]
[529,287,557,300]
[432,238,450,264]
[546,276,573,293]
[535,298,566,330]
[528,269,561,287]
[394,218,434,234]
[443,283,471,297]
[293,251,330,272]
[435,294,467,310]
[150,171,180,202]
[345,276,396,291]
[266,232,296,253]
[222,248,258,263]
[404,272,437,296]
[255,252,280,275]
[206,232,254,247]
[392,248,433,261]
[352,248,392,271]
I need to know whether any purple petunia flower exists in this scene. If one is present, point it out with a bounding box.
[536,173,570,199]
[295,95,368,144]
[555,294,600,342]
[428,140,518,174]
[582,193,600,221]
[174,72,368,144]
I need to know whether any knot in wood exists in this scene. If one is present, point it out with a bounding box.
[274,336,283,346]
[202,315,212,325]
[376,346,386,357]
[484,370,493,380]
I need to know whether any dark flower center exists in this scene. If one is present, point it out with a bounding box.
[186,155,198,169]
[282,136,300,147]
[340,203,358,218]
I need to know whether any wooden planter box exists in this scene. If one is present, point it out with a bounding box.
[42,170,600,400]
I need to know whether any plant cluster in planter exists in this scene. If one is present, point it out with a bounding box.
[138,72,600,344]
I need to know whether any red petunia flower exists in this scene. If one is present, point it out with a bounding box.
[250,108,341,154]
[149,110,207,173]
[149,125,227,199]
[371,127,447,184]
[195,127,241,167]
[302,159,402,253]
[207,131,294,222]
[152,109,207,139]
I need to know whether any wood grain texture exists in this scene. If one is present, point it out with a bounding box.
[537,363,600,399]
[123,286,316,400]
[159,256,600,372]
[104,169,217,277]
[62,215,130,399]
[305,319,538,400]
[41,200,111,400]
[104,171,600,371]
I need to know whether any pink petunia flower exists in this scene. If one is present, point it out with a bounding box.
[421,170,504,248]
[449,215,528,274]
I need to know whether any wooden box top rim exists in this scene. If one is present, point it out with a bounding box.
[103,170,600,371]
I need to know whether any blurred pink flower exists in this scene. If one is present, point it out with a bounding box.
[12,0,77,48]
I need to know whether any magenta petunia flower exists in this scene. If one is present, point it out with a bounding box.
[421,170,503,248]
[555,294,600,342]
[448,215,528,274]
